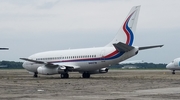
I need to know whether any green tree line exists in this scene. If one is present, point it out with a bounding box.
[0,61,167,69]
[0,61,23,69]
[110,63,167,69]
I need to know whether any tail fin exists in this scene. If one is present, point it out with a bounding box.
[106,6,140,47]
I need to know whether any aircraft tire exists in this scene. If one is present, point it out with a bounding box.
[61,73,69,78]
[82,73,90,78]
[33,72,38,78]
[172,70,175,74]
[65,73,69,78]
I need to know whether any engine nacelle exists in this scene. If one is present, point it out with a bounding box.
[99,67,109,73]
[89,67,109,74]
[37,66,65,75]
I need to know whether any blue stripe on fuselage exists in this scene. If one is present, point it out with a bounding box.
[50,52,125,63]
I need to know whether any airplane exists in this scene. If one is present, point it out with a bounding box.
[166,58,180,74]
[0,48,9,50]
[20,6,163,78]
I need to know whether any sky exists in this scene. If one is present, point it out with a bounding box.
[0,0,180,64]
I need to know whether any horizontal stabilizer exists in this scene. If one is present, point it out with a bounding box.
[139,45,164,50]
[113,42,134,52]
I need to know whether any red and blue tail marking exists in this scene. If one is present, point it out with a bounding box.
[123,12,135,46]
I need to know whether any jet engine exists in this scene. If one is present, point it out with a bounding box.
[89,67,109,74]
[99,67,109,73]
[37,66,65,75]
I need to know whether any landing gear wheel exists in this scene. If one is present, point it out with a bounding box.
[82,73,90,78]
[33,72,38,78]
[172,70,175,74]
[61,73,69,79]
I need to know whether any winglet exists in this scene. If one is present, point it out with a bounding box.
[113,42,134,52]
[139,45,164,50]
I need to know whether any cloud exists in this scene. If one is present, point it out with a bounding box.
[36,0,60,9]
[0,0,134,33]
[0,0,179,34]
[0,0,180,63]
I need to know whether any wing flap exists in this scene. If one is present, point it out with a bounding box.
[113,42,134,52]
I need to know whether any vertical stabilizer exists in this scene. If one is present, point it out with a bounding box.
[106,6,140,46]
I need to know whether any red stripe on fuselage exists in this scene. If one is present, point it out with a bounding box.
[104,50,119,58]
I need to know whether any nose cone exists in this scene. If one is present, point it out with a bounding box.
[22,61,28,69]
[166,63,173,69]
[22,61,38,72]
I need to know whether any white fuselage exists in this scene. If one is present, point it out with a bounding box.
[23,46,138,73]
[166,58,180,70]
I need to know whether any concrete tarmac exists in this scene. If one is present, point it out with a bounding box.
[0,69,180,100]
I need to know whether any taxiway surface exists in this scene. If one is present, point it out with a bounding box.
[0,69,180,100]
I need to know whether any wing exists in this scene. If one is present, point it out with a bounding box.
[20,58,46,64]
[20,58,80,70]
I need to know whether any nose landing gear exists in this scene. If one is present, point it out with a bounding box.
[172,70,175,74]
[33,72,38,77]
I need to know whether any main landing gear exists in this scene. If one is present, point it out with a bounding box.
[60,73,69,78]
[33,72,38,78]
[172,70,175,74]
[82,72,90,78]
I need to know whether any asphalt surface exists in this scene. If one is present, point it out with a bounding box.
[0,69,180,100]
